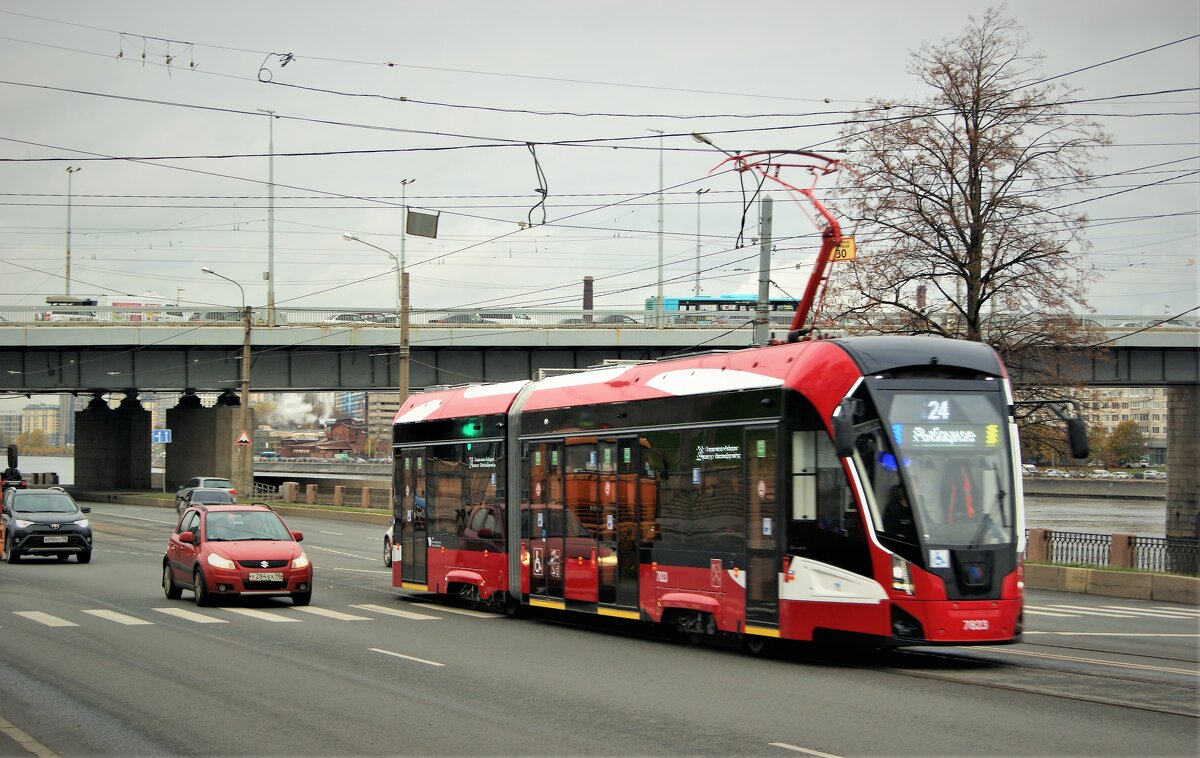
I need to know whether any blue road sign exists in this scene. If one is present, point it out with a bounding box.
[152,429,172,444]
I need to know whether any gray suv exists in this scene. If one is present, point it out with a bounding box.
[175,477,236,512]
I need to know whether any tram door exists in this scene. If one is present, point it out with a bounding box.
[745,427,779,628]
[526,441,565,601]
[400,449,427,586]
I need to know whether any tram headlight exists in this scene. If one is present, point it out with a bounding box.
[891,554,915,596]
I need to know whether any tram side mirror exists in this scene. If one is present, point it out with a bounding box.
[832,399,856,458]
[1066,417,1089,460]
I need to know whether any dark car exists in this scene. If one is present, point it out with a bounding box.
[430,313,496,325]
[1,487,93,563]
[175,477,236,511]
[559,314,642,326]
[163,503,312,606]
[177,487,235,514]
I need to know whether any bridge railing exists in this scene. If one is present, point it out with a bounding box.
[2,306,1195,330]
[1026,528,1200,576]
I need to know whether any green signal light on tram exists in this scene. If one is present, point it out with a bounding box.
[461,420,482,438]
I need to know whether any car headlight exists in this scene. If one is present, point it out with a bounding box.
[14,519,34,528]
[73,519,89,528]
[291,551,310,570]
[207,553,237,570]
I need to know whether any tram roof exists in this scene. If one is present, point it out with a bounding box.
[392,336,1006,425]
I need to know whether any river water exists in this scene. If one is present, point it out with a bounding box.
[15,456,1167,538]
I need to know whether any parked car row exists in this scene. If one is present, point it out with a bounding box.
[1033,467,1166,480]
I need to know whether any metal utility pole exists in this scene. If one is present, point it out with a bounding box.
[649,129,665,327]
[755,195,773,345]
[65,166,82,295]
[398,178,415,407]
[257,109,277,327]
[342,233,409,406]
[201,267,252,496]
[694,188,710,297]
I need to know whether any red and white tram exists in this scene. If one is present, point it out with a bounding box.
[390,335,1057,647]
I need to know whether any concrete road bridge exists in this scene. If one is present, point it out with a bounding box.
[2,306,1195,546]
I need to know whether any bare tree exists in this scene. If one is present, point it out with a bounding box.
[828,7,1111,368]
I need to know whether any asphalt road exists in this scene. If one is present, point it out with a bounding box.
[0,502,1195,757]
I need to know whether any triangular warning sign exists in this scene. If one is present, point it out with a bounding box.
[236,430,251,446]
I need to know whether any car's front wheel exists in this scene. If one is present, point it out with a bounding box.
[4,538,19,563]
[292,590,312,607]
[383,538,392,567]
[193,568,212,606]
[163,563,182,599]
[76,549,92,564]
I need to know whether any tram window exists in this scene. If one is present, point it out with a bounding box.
[815,438,857,538]
[791,431,818,521]
[566,443,595,473]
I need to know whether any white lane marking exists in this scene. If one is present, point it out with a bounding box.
[0,713,57,758]
[1154,606,1200,615]
[769,743,844,757]
[1096,605,1196,619]
[152,607,228,624]
[319,530,344,536]
[410,603,497,619]
[306,545,374,561]
[351,603,440,620]
[990,647,1198,675]
[1026,631,1200,637]
[1042,605,1141,618]
[328,567,391,575]
[14,611,77,628]
[291,606,372,621]
[1024,608,1077,617]
[369,647,445,667]
[222,608,300,623]
[82,609,153,626]
[86,511,177,526]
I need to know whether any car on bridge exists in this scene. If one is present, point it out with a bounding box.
[429,313,496,325]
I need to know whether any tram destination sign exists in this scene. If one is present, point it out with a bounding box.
[892,423,1000,450]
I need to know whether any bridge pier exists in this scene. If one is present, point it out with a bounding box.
[164,391,255,496]
[74,392,151,489]
[1165,387,1198,572]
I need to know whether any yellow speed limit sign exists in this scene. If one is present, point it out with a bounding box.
[829,236,856,262]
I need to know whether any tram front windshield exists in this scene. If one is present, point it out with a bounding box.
[855,389,1014,548]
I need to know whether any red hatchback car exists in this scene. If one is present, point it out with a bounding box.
[163,503,313,606]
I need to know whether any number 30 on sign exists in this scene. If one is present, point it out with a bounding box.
[828,236,856,261]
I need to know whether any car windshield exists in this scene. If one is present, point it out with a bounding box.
[204,511,292,541]
[13,494,79,514]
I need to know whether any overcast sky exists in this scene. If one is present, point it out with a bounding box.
[1,1,1196,325]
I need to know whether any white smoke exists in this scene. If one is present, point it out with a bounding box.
[263,393,318,428]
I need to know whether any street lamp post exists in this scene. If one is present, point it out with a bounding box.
[257,109,277,327]
[201,267,252,496]
[648,129,665,327]
[65,166,82,295]
[694,188,710,297]
[342,234,409,406]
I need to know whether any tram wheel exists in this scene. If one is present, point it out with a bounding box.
[744,636,769,655]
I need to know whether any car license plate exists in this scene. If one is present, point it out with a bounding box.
[248,572,284,582]
[44,535,68,544]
